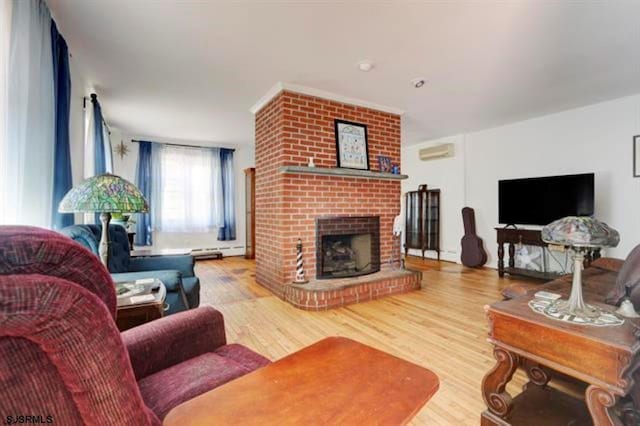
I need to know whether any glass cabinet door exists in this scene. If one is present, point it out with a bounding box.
[405,192,421,250]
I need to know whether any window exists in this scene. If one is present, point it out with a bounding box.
[152,144,223,233]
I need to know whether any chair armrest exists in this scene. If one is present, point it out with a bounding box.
[128,255,195,278]
[121,306,226,380]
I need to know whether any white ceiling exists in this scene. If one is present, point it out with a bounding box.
[48,0,640,146]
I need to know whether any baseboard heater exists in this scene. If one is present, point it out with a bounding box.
[191,248,223,260]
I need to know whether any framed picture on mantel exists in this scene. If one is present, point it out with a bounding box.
[634,135,640,177]
[334,119,369,170]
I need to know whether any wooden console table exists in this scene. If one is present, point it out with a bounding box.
[164,337,439,425]
[495,227,600,280]
[482,290,640,425]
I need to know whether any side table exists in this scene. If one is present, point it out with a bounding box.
[116,281,167,331]
[482,291,640,425]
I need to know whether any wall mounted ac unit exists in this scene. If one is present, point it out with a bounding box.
[419,143,454,161]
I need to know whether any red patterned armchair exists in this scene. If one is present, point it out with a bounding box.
[0,226,270,424]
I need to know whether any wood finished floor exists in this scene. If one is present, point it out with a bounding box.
[195,256,537,425]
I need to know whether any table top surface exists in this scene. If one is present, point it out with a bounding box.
[488,287,640,351]
[163,336,439,426]
[116,280,166,310]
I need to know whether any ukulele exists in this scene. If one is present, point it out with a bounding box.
[460,207,487,268]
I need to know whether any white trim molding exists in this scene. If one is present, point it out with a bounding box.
[249,82,405,116]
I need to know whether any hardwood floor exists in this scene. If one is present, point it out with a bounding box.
[195,256,538,425]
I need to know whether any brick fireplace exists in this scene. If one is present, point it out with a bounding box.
[253,86,421,310]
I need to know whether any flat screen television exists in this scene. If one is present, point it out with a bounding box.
[498,173,594,226]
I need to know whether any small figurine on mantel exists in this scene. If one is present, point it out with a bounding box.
[308,157,315,168]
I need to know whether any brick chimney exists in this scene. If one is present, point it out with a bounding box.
[253,87,420,309]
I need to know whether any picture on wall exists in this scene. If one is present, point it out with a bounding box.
[634,135,640,177]
[334,119,369,170]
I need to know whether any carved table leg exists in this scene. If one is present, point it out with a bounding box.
[498,244,505,277]
[521,359,551,389]
[508,243,515,269]
[586,385,622,426]
[482,347,519,421]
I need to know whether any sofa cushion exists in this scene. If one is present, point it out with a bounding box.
[182,277,200,309]
[59,224,131,273]
[112,270,182,292]
[137,352,252,419]
[164,291,186,315]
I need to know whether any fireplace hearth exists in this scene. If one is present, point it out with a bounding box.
[316,216,380,279]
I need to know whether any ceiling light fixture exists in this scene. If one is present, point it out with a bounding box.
[412,78,426,88]
[357,60,375,72]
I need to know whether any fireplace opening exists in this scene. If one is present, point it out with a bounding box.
[321,233,373,278]
[316,216,381,279]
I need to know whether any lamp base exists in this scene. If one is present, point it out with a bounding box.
[544,249,601,319]
[99,212,111,267]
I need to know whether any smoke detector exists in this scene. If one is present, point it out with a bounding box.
[411,78,426,88]
[357,60,375,72]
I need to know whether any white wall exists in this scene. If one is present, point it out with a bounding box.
[112,134,253,256]
[402,94,640,267]
[402,135,466,263]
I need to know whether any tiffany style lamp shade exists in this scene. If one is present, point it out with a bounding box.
[59,173,149,266]
[542,216,620,318]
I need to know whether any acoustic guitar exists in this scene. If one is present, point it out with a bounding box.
[460,207,487,268]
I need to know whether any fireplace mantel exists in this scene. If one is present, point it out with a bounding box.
[279,165,408,180]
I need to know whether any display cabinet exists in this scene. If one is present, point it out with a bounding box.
[404,186,440,260]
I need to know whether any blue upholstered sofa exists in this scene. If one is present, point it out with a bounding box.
[59,224,200,315]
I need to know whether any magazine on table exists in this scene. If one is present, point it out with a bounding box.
[115,278,160,307]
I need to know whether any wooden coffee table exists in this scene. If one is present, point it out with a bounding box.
[164,337,439,425]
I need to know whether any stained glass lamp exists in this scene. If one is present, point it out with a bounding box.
[542,216,620,318]
[59,173,149,266]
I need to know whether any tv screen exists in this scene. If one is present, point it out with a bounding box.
[498,173,594,226]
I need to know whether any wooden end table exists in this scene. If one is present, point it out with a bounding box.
[164,337,439,425]
[482,290,640,425]
[115,281,166,331]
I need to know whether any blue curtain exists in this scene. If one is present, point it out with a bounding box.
[91,93,112,224]
[218,148,236,241]
[135,141,153,246]
[91,93,107,174]
[50,21,73,230]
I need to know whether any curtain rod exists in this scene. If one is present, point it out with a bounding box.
[83,95,112,135]
[131,139,236,152]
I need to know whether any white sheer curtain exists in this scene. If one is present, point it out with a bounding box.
[83,99,95,178]
[1,0,55,226]
[152,144,223,233]
[0,0,11,225]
